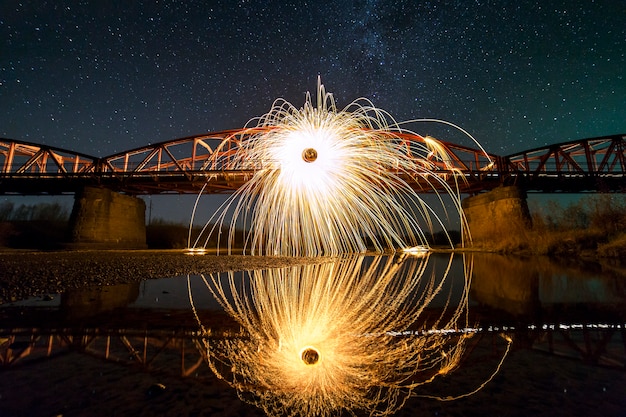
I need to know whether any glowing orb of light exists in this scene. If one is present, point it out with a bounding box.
[268,125,348,192]
[191,80,488,256]
[301,147,318,163]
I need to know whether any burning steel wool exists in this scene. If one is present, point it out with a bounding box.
[189,80,491,256]
[186,82,508,416]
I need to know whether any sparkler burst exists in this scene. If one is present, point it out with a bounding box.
[191,80,489,256]
[190,254,496,417]
[186,83,504,415]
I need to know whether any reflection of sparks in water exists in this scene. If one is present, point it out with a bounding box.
[191,80,489,256]
[190,254,511,416]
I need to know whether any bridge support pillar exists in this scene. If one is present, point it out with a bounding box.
[461,185,531,247]
[67,187,147,249]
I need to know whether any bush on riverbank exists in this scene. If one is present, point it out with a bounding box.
[597,233,626,259]
[487,194,626,261]
[146,219,190,249]
[0,202,69,249]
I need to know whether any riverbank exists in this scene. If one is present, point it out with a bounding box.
[2,242,625,305]
[467,228,626,264]
[0,249,331,304]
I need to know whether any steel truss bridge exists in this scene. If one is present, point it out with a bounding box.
[1,131,624,195]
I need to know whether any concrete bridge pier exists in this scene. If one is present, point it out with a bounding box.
[67,186,147,249]
[462,185,532,247]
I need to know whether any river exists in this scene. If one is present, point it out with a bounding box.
[0,252,624,417]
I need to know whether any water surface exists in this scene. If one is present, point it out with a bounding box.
[1,253,624,417]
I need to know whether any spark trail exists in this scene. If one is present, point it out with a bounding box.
[190,80,489,256]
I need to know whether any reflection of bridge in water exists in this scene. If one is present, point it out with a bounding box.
[2,311,624,377]
[1,132,625,195]
[2,263,625,376]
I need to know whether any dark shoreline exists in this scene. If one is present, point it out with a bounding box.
[2,246,624,305]
[0,249,332,304]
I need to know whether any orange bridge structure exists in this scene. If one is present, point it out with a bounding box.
[1,131,624,247]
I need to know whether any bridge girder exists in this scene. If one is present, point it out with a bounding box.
[0,129,497,195]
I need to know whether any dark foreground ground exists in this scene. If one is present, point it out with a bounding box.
[0,250,625,417]
[0,249,328,304]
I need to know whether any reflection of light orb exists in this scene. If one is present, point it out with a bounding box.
[300,346,320,365]
[302,147,318,163]
[190,254,505,417]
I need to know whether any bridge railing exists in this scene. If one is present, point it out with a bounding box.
[496,134,626,192]
[100,129,272,174]
[0,130,504,195]
[3,132,622,195]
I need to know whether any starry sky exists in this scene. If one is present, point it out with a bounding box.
[2,0,625,158]
[1,1,625,222]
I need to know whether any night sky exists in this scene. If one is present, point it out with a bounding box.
[1,1,625,220]
[3,0,625,156]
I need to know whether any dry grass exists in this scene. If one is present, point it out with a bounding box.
[473,195,626,261]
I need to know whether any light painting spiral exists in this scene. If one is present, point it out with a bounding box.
[190,80,490,256]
